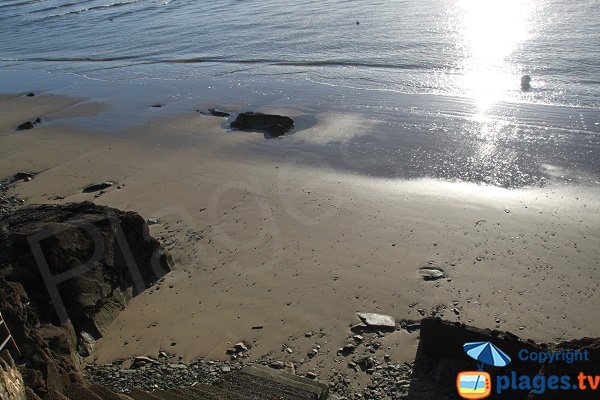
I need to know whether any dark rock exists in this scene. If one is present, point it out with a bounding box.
[16,118,41,131]
[13,172,36,181]
[399,320,421,332]
[0,201,173,397]
[150,104,163,108]
[82,182,114,193]
[230,112,294,137]
[208,108,230,117]
[340,344,356,354]
[269,361,285,370]
[25,93,35,97]
[227,342,249,355]
[1,201,172,335]
[16,121,34,131]
[521,75,532,91]
[131,356,159,369]
[3,172,37,185]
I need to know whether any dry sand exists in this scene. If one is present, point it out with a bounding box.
[1,93,599,387]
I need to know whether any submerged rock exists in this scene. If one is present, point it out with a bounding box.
[230,112,294,137]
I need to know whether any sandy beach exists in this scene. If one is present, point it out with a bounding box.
[1,92,598,393]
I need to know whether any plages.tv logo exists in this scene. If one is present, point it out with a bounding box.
[456,341,511,399]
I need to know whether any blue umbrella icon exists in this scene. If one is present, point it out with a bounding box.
[463,342,511,371]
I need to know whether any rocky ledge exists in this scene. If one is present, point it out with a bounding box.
[0,202,173,399]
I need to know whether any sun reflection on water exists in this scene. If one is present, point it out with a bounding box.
[455,0,535,111]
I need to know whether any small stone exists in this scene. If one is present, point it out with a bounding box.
[227,342,249,355]
[419,267,446,281]
[82,181,114,193]
[269,361,285,370]
[306,372,318,380]
[222,366,231,373]
[341,344,356,353]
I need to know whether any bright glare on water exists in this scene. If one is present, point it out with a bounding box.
[455,0,534,110]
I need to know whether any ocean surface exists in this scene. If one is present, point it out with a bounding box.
[1,0,599,187]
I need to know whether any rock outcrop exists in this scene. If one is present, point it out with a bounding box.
[0,202,173,398]
[230,112,294,137]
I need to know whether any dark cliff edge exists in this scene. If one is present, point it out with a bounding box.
[0,202,172,399]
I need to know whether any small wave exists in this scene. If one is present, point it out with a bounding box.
[33,0,146,22]
[166,57,274,64]
[3,56,141,62]
[1,55,444,72]
[0,0,46,11]
[164,57,434,71]
[28,0,98,15]
[275,60,427,70]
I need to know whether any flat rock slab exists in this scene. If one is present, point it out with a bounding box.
[419,267,445,281]
[356,312,396,329]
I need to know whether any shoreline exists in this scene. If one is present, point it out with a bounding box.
[1,69,599,190]
[1,90,599,395]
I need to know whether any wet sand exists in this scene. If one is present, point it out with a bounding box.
[1,93,599,390]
